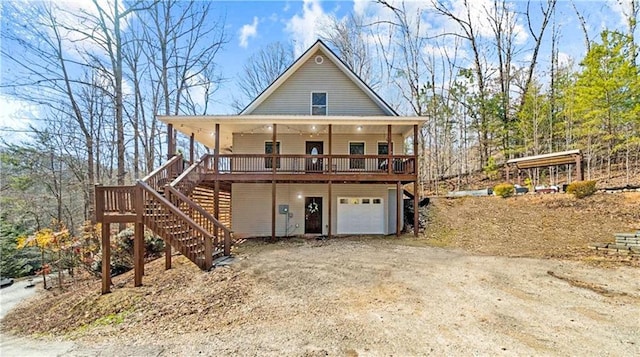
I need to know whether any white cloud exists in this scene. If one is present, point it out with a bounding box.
[353,0,370,17]
[285,0,331,56]
[557,52,573,68]
[186,71,207,105]
[239,17,259,49]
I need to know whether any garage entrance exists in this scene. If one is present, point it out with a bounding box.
[336,197,384,234]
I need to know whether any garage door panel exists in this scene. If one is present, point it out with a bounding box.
[337,197,384,234]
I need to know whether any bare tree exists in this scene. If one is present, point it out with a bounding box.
[321,13,378,87]
[519,0,557,112]
[376,0,431,117]
[0,2,104,223]
[233,41,294,112]
[431,0,494,168]
[140,0,227,161]
[571,0,592,53]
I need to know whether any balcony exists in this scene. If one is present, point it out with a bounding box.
[204,154,417,183]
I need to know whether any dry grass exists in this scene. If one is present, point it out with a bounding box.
[1,256,252,339]
[419,192,640,267]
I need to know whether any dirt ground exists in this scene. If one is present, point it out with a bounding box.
[423,192,640,266]
[2,192,639,356]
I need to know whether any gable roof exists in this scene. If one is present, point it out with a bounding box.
[240,40,398,116]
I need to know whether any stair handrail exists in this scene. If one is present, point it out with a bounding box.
[169,154,211,196]
[138,180,214,269]
[165,185,231,256]
[142,154,184,191]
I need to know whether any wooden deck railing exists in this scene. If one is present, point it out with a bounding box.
[95,185,137,222]
[142,154,184,191]
[170,154,211,197]
[215,154,416,175]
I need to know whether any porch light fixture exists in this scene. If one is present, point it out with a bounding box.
[311,125,316,131]
[297,193,302,199]
[267,125,273,130]
[357,126,362,131]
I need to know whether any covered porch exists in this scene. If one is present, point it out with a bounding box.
[158,115,423,239]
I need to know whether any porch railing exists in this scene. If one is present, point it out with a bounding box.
[215,154,416,175]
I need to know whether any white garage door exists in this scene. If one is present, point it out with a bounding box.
[336,197,384,234]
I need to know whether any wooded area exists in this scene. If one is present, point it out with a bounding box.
[1,1,638,280]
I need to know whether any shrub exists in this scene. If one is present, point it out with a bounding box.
[92,228,165,275]
[566,180,597,199]
[493,183,515,198]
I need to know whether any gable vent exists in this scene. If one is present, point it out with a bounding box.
[314,55,324,64]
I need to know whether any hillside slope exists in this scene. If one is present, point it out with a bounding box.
[423,192,640,266]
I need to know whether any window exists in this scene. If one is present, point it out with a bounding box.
[311,92,327,115]
[339,198,348,204]
[349,142,365,169]
[362,198,370,204]
[373,198,382,204]
[265,141,280,169]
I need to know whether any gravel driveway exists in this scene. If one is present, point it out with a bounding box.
[2,239,639,356]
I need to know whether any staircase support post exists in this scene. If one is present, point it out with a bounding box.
[224,231,231,256]
[134,184,144,287]
[204,235,213,270]
[101,222,111,294]
[134,221,144,286]
[165,244,172,270]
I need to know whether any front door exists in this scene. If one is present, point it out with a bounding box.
[305,141,324,172]
[378,142,392,170]
[305,197,323,234]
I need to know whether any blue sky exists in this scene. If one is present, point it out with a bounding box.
[206,0,637,113]
[0,0,637,137]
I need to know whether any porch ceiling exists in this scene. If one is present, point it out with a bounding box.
[158,115,423,151]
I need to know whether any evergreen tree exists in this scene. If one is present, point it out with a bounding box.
[572,31,640,180]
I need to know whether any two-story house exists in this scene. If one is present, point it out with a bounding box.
[95,40,422,293]
[161,40,421,238]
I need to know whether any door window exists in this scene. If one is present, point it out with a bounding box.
[349,142,365,169]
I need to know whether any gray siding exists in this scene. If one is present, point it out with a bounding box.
[231,183,399,237]
[233,133,405,155]
[250,50,387,116]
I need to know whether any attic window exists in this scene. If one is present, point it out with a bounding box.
[311,92,327,115]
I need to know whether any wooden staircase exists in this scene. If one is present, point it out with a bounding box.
[96,154,232,274]
[141,154,232,270]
